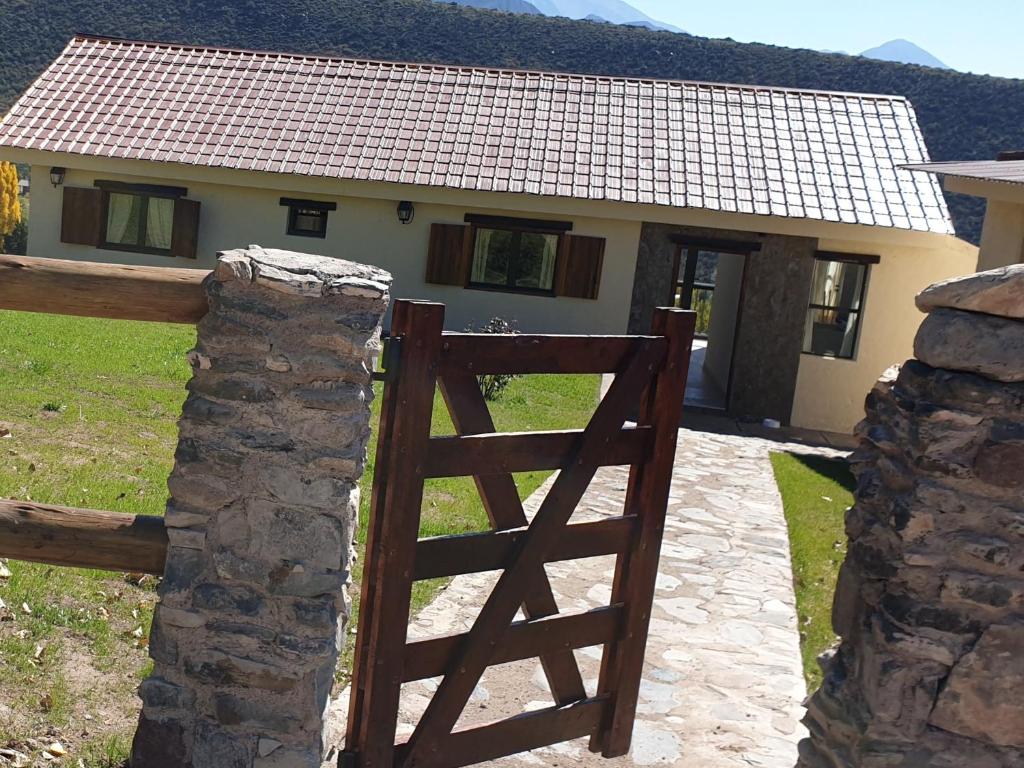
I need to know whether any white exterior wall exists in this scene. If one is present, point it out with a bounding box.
[978,199,1024,270]
[18,156,979,434]
[28,165,641,334]
[791,235,978,434]
[944,176,1024,271]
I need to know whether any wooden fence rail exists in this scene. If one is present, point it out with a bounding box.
[0,254,208,324]
[0,500,168,574]
[0,254,199,575]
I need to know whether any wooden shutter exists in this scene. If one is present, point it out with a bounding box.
[60,187,104,246]
[426,223,471,286]
[556,235,605,300]
[170,198,201,259]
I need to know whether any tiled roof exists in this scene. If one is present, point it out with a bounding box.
[0,36,953,234]
[904,159,1024,188]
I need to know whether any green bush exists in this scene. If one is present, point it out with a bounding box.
[3,216,27,255]
[469,316,520,401]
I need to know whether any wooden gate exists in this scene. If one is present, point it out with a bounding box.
[344,300,695,768]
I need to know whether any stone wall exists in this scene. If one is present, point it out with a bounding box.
[800,265,1024,767]
[628,223,816,423]
[727,234,816,424]
[131,247,391,768]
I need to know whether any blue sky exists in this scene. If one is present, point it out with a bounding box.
[628,0,1023,79]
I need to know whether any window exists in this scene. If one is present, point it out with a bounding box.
[803,254,875,359]
[425,217,604,300]
[468,218,566,294]
[281,198,336,238]
[103,190,176,253]
[59,182,200,258]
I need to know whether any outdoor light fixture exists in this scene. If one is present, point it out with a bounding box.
[49,167,66,187]
[397,200,415,225]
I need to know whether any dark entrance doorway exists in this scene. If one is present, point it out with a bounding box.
[669,237,760,412]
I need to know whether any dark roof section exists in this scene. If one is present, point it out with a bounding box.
[903,159,1024,187]
[0,35,953,234]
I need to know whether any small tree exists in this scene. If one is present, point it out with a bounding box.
[0,162,21,238]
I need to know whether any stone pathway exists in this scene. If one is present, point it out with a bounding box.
[391,428,846,768]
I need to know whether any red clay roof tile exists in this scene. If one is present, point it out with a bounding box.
[0,36,954,234]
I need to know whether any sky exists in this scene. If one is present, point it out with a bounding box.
[627,0,1023,80]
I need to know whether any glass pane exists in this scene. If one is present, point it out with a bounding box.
[694,250,719,287]
[471,228,516,286]
[809,260,866,311]
[804,307,860,358]
[145,197,174,249]
[513,232,558,290]
[106,192,143,246]
[691,287,714,337]
[293,208,325,234]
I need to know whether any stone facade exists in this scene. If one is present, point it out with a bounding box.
[800,264,1024,767]
[628,223,816,423]
[727,233,817,424]
[131,247,391,768]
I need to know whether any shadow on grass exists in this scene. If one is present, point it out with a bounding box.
[788,453,856,494]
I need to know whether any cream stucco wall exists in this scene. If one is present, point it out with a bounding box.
[978,200,1024,270]
[13,151,980,434]
[27,165,641,334]
[944,176,1024,271]
[791,235,978,434]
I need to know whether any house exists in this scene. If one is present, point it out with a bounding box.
[0,36,978,434]
[904,152,1024,270]
[18,178,29,195]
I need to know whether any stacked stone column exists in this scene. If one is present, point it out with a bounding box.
[131,247,391,768]
[800,265,1024,767]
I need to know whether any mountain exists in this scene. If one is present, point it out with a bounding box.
[546,0,681,31]
[436,0,542,14]
[0,0,1020,242]
[861,39,950,69]
[436,0,679,31]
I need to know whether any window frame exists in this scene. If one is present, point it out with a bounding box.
[801,252,878,361]
[96,181,186,257]
[463,214,572,297]
[281,198,337,239]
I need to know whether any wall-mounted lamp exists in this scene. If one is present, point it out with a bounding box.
[49,167,66,187]
[397,200,415,225]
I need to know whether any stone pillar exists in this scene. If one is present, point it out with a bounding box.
[800,265,1024,767]
[131,247,391,768]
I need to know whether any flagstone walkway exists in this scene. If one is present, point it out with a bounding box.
[392,427,846,768]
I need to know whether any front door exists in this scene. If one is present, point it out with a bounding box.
[670,247,716,339]
[670,240,755,411]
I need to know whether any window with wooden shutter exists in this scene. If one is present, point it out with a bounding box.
[60,187,104,246]
[426,223,471,286]
[171,198,201,259]
[556,235,605,300]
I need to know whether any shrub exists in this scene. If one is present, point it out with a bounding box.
[2,216,27,255]
[468,317,520,401]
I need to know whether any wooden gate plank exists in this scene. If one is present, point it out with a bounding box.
[437,371,586,706]
[402,605,623,682]
[401,340,666,768]
[352,301,446,768]
[394,697,609,768]
[412,516,637,581]
[423,427,651,477]
[344,333,404,757]
[439,334,661,375]
[589,308,695,758]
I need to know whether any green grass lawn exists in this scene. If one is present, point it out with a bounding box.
[770,451,855,691]
[0,309,598,765]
